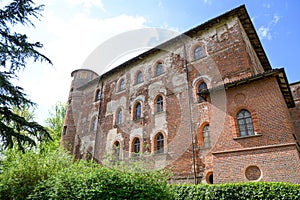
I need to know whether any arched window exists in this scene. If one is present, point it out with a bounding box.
[119,78,125,91]
[237,109,254,137]
[155,63,163,76]
[156,95,164,113]
[113,141,120,159]
[134,102,142,120]
[133,138,141,155]
[156,133,164,154]
[136,71,143,84]
[206,172,213,184]
[194,46,203,60]
[197,82,209,102]
[117,109,122,124]
[202,125,210,148]
[95,89,101,101]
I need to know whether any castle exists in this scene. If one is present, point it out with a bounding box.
[61,5,300,184]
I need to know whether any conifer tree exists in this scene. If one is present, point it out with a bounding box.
[0,0,52,152]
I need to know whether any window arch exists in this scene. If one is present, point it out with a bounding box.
[156,133,164,154]
[95,89,101,101]
[194,46,204,60]
[118,78,125,91]
[237,109,254,137]
[155,95,164,113]
[133,102,142,120]
[132,137,141,156]
[116,109,122,125]
[197,81,209,102]
[202,124,210,148]
[155,62,163,76]
[136,71,143,84]
[206,172,213,184]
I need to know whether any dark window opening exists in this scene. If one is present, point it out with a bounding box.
[156,95,163,113]
[117,109,122,124]
[119,79,125,91]
[156,133,164,154]
[237,109,254,136]
[113,141,120,160]
[63,126,67,135]
[155,63,163,76]
[194,46,204,60]
[133,138,140,156]
[137,71,143,84]
[135,102,142,120]
[207,173,213,184]
[197,82,209,102]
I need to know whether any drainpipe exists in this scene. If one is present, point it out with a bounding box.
[93,76,104,163]
[180,35,197,184]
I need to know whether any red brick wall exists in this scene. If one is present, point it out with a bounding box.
[211,77,300,183]
[213,145,300,183]
[62,15,300,184]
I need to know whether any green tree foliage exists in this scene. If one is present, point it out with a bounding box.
[0,149,75,199]
[0,0,52,151]
[44,102,66,149]
[0,149,173,200]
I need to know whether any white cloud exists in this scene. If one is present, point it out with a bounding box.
[258,26,272,40]
[66,0,106,13]
[17,1,147,124]
[272,14,280,24]
[257,14,280,41]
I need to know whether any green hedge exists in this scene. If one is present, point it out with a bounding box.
[28,164,171,200]
[1,149,300,200]
[171,182,300,200]
[0,149,172,200]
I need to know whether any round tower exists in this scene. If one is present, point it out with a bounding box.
[61,69,99,154]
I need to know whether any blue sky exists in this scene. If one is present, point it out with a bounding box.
[10,0,300,123]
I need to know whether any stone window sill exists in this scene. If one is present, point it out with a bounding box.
[153,111,166,116]
[116,89,126,94]
[192,55,207,62]
[132,117,144,122]
[233,134,262,140]
[153,72,165,78]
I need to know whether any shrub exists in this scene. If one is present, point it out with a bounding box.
[0,149,74,200]
[0,149,172,199]
[171,182,300,200]
[29,162,172,200]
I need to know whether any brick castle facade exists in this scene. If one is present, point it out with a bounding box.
[61,5,300,184]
